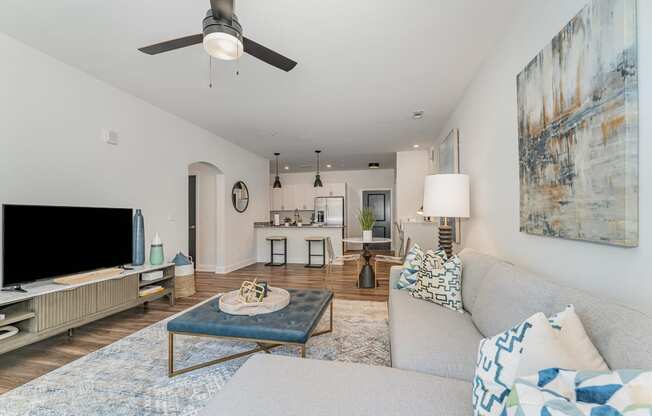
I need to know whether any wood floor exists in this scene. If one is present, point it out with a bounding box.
[0,259,392,394]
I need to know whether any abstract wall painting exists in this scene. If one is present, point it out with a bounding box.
[517,0,638,247]
[438,128,461,244]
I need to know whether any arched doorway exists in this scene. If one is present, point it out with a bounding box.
[188,162,225,273]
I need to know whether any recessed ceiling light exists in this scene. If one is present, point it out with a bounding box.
[412,110,425,120]
[413,144,420,148]
[326,164,332,168]
[368,162,380,169]
[284,166,290,170]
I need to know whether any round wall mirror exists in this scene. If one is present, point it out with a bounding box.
[232,181,250,213]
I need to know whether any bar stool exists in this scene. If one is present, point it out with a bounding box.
[304,236,326,268]
[265,236,287,266]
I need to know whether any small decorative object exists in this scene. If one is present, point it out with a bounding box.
[258,281,269,297]
[220,286,290,316]
[0,325,19,341]
[438,128,461,243]
[518,0,638,247]
[172,251,195,298]
[422,174,470,258]
[238,279,266,304]
[358,208,375,242]
[132,209,145,266]
[231,181,250,213]
[149,233,164,265]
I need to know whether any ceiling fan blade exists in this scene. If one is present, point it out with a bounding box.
[243,37,297,72]
[210,0,234,19]
[138,34,203,55]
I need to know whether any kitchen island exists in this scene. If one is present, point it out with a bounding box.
[255,224,344,265]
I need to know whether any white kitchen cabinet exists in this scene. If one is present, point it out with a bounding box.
[315,183,346,197]
[281,185,296,211]
[271,188,283,211]
[295,184,315,210]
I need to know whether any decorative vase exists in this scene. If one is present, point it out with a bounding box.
[132,209,145,266]
[149,232,164,266]
[363,230,373,242]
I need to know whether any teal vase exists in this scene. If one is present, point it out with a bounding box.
[150,244,164,266]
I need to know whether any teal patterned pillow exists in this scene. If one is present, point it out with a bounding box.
[501,368,652,415]
[396,244,426,290]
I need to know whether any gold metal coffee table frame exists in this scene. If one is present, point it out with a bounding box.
[168,299,333,377]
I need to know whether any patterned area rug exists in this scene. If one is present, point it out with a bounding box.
[0,298,389,416]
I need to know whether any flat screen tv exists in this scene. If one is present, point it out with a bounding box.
[2,204,133,290]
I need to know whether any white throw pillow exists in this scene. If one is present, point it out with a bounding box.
[411,252,463,312]
[545,304,609,372]
[472,307,608,416]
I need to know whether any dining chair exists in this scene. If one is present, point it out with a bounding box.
[374,237,411,273]
[325,237,361,278]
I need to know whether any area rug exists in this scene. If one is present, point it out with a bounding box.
[0,298,389,416]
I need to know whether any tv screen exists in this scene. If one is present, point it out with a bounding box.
[2,205,133,288]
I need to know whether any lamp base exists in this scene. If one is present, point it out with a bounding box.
[438,224,453,259]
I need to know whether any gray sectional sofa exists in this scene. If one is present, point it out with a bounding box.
[200,249,652,415]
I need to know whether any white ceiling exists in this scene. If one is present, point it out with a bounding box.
[0,0,521,172]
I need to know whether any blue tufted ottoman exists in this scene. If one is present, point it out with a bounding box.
[166,288,333,377]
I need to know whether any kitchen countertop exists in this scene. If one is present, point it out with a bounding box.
[254,223,344,229]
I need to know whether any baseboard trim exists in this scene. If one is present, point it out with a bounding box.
[195,264,217,273]
[215,257,256,274]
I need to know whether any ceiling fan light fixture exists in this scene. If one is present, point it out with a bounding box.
[203,31,243,60]
[202,10,243,61]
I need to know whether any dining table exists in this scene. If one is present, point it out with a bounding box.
[342,237,392,289]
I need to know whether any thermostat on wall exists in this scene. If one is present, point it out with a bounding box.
[103,129,119,145]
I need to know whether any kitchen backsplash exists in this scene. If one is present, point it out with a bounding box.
[269,210,314,224]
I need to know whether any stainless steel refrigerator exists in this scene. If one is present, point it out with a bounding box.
[314,197,345,226]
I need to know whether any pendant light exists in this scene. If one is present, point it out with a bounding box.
[313,150,324,188]
[273,152,282,189]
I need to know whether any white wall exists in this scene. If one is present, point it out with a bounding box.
[274,169,395,243]
[436,0,651,314]
[0,33,270,284]
[188,162,219,271]
[395,150,438,249]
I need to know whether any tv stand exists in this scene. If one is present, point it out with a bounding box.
[0,263,175,355]
[1,285,28,293]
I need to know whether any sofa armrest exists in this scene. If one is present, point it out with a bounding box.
[389,266,402,289]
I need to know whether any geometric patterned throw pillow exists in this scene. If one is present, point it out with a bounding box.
[473,308,611,416]
[472,313,546,416]
[411,251,462,312]
[501,368,652,416]
[396,244,426,290]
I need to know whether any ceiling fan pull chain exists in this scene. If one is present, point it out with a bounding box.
[236,37,240,76]
[209,56,213,88]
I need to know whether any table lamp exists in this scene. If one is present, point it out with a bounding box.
[422,174,470,258]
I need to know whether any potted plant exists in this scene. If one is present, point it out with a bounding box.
[358,208,375,242]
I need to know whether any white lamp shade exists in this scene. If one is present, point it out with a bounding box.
[422,174,470,218]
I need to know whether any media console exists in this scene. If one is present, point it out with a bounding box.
[0,264,175,355]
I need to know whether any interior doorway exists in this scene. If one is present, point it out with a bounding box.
[362,190,392,251]
[188,175,197,267]
[188,162,224,272]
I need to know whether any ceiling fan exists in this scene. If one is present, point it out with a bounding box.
[138,0,297,72]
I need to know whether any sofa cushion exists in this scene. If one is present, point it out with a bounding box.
[558,288,652,370]
[470,261,652,371]
[457,249,507,313]
[199,354,473,416]
[389,289,482,381]
[470,263,564,337]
